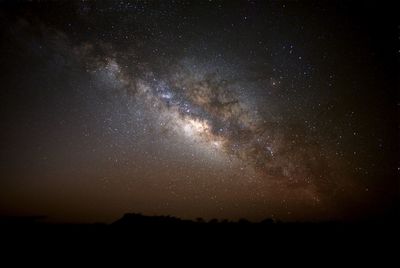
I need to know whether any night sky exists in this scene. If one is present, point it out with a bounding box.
[0,1,397,223]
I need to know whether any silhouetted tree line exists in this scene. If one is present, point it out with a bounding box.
[112,213,278,225]
[1,212,397,226]
[0,213,281,226]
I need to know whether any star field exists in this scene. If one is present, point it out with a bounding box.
[0,1,397,223]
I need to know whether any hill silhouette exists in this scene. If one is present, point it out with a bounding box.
[0,212,397,256]
[111,213,280,226]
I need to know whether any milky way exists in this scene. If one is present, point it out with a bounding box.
[0,1,397,223]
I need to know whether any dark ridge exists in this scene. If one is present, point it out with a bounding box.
[0,212,397,255]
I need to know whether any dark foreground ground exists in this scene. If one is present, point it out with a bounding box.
[1,213,398,263]
[1,213,398,245]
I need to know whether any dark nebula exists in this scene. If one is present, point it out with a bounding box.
[0,1,397,223]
